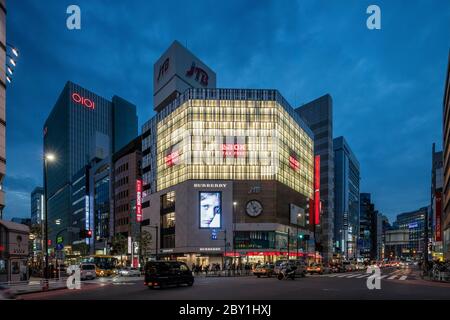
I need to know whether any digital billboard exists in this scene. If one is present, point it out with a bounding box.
[199,192,222,229]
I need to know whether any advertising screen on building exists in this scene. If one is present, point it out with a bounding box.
[199,192,222,229]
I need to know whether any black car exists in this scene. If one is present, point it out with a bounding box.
[144,261,194,289]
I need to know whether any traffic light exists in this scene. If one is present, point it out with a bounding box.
[79,229,93,239]
[299,234,304,239]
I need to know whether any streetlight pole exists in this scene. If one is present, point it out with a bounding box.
[233,202,237,268]
[43,153,55,287]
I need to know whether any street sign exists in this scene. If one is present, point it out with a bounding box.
[56,243,64,250]
[211,230,218,240]
[57,236,63,244]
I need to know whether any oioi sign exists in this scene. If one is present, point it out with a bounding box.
[72,93,95,110]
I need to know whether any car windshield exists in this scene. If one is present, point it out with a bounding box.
[81,265,95,270]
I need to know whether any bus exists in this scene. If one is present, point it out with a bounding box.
[82,255,118,277]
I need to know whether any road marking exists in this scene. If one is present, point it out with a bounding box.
[377,275,389,279]
[356,274,370,278]
[327,274,340,277]
[337,274,351,277]
[346,274,361,278]
[399,275,408,280]
[388,275,397,280]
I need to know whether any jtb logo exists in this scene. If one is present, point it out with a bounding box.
[366,265,381,290]
[157,58,170,82]
[66,5,81,30]
[66,265,81,290]
[186,62,209,86]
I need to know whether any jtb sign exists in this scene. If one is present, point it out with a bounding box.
[72,93,95,110]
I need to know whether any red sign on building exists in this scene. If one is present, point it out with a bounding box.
[435,191,442,241]
[289,155,300,171]
[314,155,320,225]
[165,150,180,167]
[222,144,246,157]
[72,93,95,110]
[136,179,142,223]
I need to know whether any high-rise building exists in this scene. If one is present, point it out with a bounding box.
[393,207,427,258]
[443,52,450,260]
[431,143,443,260]
[296,95,334,263]
[333,136,360,260]
[0,0,6,219]
[30,187,44,226]
[359,193,376,259]
[113,136,142,240]
[44,81,137,248]
[141,42,316,267]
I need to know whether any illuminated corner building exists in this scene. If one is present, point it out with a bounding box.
[0,0,6,218]
[143,88,315,265]
[44,81,137,252]
[296,95,334,263]
[333,136,360,260]
[443,51,450,260]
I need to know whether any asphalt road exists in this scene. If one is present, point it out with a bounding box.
[19,267,450,300]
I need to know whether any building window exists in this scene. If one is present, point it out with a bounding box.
[161,191,176,210]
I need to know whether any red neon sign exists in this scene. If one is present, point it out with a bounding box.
[435,191,442,241]
[222,144,246,157]
[0,245,5,252]
[289,155,299,171]
[72,93,95,110]
[136,179,142,223]
[314,155,320,225]
[165,150,179,167]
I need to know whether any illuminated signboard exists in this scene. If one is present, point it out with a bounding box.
[72,93,95,110]
[314,155,320,225]
[85,195,90,245]
[408,222,418,229]
[222,144,246,157]
[186,61,209,86]
[435,191,442,241]
[199,192,222,229]
[289,155,299,171]
[165,150,180,167]
[136,179,142,223]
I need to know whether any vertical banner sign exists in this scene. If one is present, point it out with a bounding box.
[314,155,320,225]
[136,180,142,222]
[435,191,442,241]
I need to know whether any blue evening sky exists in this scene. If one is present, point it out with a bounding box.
[3,0,450,223]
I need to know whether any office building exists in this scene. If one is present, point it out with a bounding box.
[296,95,334,263]
[359,193,377,260]
[0,0,6,218]
[393,207,427,258]
[431,143,443,260]
[443,52,450,260]
[30,187,44,226]
[113,136,142,245]
[142,42,317,267]
[333,136,360,259]
[44,81,137,250]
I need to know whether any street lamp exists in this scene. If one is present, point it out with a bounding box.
[43,152,56,286]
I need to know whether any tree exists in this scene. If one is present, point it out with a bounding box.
[137,230,152,263]
[111,234,127,263]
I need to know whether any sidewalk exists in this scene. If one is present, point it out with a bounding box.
[1,277,69,295]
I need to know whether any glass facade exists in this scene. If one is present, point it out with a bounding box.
[155,89,314,197]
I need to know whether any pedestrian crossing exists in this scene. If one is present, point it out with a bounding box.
[320,271,415,281]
